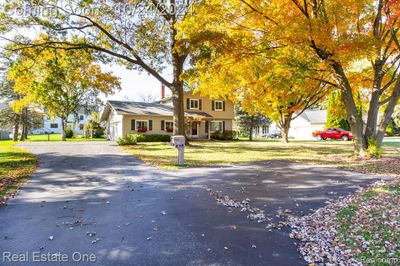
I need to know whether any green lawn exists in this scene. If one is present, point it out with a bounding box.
[27,134,106,142]
[383,141,400,148]
[0,141,37,204]
[123,140,400,174]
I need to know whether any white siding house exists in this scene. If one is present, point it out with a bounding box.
[103,106,123,141]
[263,110,327,140]
[0,102,11,140]
[32,110,92,135]
[288,110,327,140]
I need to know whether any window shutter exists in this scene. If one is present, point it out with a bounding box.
[212,100,215,111]
[149,120,153,131]
[223,101,226,111]
[199,99,202,110]
[161,120,165,131]
[187,98,190,109]
[205,121,209,133]
[222,121,226,132]
[131,119,136,130]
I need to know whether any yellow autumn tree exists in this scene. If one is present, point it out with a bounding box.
[8,38,121,141]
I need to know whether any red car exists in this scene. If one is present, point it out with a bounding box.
[312,128,353,141]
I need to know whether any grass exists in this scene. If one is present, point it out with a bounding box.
[0,141,37,204]
[336,182,400,264]
[26,134,106,142]
[122,139,399,172]
[383,142,400,148]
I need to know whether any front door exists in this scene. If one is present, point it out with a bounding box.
[191,122,198,136]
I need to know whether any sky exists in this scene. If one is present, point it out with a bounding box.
[100,64,171,102]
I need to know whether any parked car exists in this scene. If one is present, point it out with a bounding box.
[312,128,353,141]
[263,130,282,139]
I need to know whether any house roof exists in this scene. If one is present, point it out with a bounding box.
[101,100,213,121]
[299,110,327,124]
[108,101,174,116]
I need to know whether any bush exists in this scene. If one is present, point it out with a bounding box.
[117,134,171,145]
[117,134,138,145]
[65,128,74,138]
[136,134,171,142]
[211,130,237,140]
[366,137,382,159]
[386,122,395,137]
[84,121,105,138]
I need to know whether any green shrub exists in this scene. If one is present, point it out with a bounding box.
[84,121,105,138]
[386,122,395,137]
[136,134,171,142]
[211,130,237,140]
[117,134,170,144]
[117,134,138,145]
[65,128,74,138]
[366,137,382,159]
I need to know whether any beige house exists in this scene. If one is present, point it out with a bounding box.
[101,90,234,141]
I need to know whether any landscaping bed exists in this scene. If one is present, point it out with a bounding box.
[287,180,400,265]
[0,141,37,205]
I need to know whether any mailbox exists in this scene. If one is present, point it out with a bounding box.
[171,135,186,148]
[171,135,185,165]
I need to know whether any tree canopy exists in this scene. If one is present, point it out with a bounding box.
[8,42,120,140]
[180,0,400,153]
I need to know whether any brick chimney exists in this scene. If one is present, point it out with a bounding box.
[161,83,165,99]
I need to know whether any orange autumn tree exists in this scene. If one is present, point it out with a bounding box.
[179,1,332,143]
[181,0,400,155]
[184,44,331,142]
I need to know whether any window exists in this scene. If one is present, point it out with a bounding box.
[211,121,223,133]
[214,101,223,111]
[50,123,58,129]
[79,115,84,121]
[165,121,174,133]
[136,120,148,132]
[79,124,84,130]
[190,99,199,109]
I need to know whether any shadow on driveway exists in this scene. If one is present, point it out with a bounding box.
[0,142,384,266]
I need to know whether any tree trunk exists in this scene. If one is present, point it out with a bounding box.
[280,114,292,143]
[61,118,67,141]
[171,24,186,140]
[24,108,29,139]
[365,60,384,140]
[376,78,400,146]
[13,114,20,142]
[19,108,28,141]
[365,91,380,140]
[331,62,367,155]
[249,116,254,141]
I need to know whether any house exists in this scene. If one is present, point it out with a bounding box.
[265,110,327,140]
[101,87,234,141]
[0,101,11,140]
[288,110,326,140]
[31,109,92,135]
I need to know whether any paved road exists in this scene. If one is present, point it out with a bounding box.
[0,142,382,265]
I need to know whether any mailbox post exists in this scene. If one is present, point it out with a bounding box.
[171,135,185,166]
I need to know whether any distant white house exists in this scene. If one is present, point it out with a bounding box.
[288,110,327,140]
[32,110,92,135]
[257,110,327,140]
[0,102,11,140]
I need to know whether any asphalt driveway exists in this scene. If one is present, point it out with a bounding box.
[0,142,382,265]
